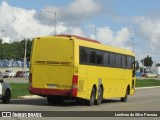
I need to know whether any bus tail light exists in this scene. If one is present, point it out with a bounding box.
[71,75,78,97]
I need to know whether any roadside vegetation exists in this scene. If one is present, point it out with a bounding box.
[10,83,30,99]
[9,79,160,99]
[0,39,32,60]
[136,79,160,87]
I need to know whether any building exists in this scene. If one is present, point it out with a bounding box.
[151,66,160,75]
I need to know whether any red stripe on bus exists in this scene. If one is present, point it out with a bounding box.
[29,87,72,96]
[55,34,101,44]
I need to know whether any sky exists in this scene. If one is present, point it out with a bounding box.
[0,0,160,64]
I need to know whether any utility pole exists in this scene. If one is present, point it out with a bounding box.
[86,24,97,40]
[41,9,57,35]
[0,28,6,43]
[129,27,135,53]
[131,37,134,53]
[23,38,27,72]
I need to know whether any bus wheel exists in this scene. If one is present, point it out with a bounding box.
[121,88,129,102]
[2,90,11,104]
[87,87,96,106]
[95,86,103,105]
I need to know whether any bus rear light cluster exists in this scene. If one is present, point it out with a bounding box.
[71,75,78,97]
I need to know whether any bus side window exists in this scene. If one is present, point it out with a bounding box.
[96,50,103,65]
[110,53,116,67]
[89,49,96,64]
[80,47,89,64]
[103,52,110,66]
[116,54,122,68]
[127,56,132,69]
[122,55,127,68]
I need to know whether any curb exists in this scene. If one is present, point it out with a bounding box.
[135,86,160,89]
[17,95,43,99]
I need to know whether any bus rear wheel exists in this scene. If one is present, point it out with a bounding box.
[87,87,96,106]
[121,88,129,102]
[95,86,103,105]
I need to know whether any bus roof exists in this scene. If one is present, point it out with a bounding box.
[36,34,134,56]
[55,34,101,44]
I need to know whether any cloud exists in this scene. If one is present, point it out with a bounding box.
[95,26,132,50]
[35,0,102,26]
[133,16,160,52]
[0,0,102,42]
[0,0,131,51]
[0,1,67,41]
[61,27,87,37]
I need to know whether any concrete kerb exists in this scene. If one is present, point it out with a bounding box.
[135,86,160,89]
[17,86,160,99]
[17,95,43,99]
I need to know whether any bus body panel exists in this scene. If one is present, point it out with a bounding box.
[30,35,136,102]
[30,37,74,96]
[74,39,135,100]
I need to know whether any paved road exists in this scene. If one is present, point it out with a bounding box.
[0,87,160,111]
[0,87,160,119]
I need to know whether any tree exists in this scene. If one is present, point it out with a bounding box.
[141,55,153,69]
[0,38,2,44]
[0,39,32,61]
[155,63,160,66]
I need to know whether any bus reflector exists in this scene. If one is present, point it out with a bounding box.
[71,75,78,97]
[72,75,78,86]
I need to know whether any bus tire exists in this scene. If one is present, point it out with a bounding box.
[87,87,96,106]
[2,90,11,104]
[95,86,103,105]
[121,88,129,102]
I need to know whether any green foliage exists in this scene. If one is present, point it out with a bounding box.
[0,39,32,60]
[141,55,153,67]
[155,63,160,66]
[10,83,30,98]
[136,79,160,87]
[0,38,2,44]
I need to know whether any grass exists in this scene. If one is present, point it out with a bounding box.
[136,79,160,87]
[10,83,30,99]
[9,79,160,99]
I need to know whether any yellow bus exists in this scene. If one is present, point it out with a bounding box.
[29,34,136,106]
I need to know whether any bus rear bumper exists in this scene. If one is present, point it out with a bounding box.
[29,87,72,96]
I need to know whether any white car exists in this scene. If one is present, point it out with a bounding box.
[3,70,15,78]
[142,72,158,78]
[0,72,11,104]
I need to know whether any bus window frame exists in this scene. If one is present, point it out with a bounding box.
[79,46,134,70]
